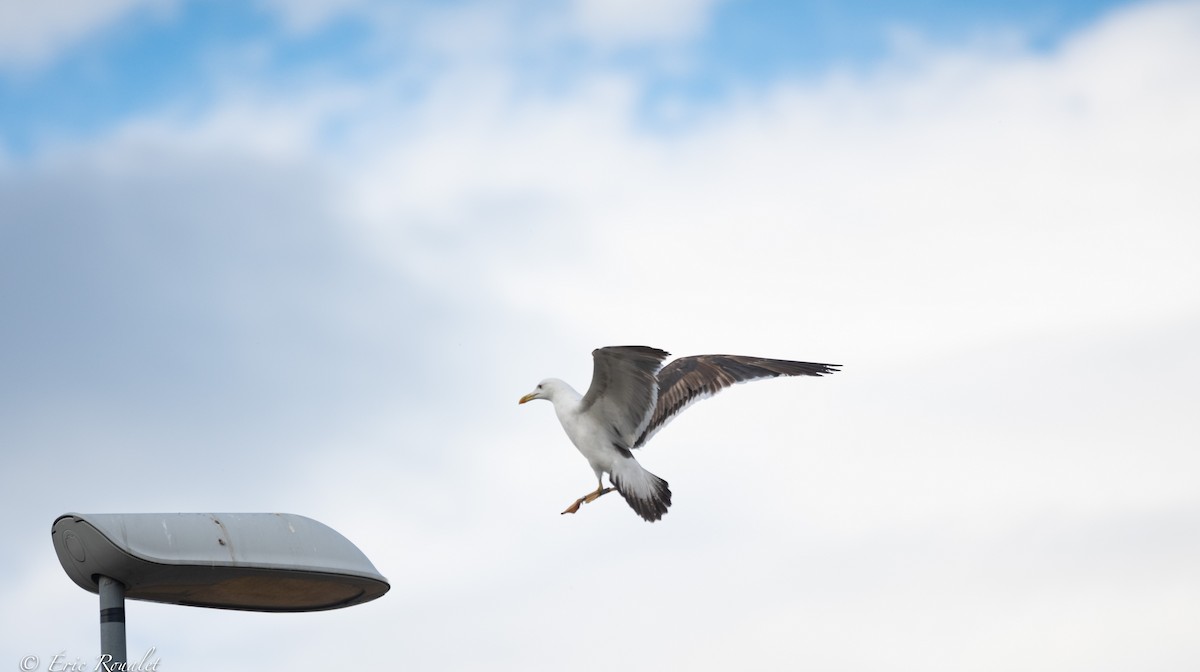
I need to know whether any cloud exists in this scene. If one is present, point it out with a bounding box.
[0,0,176,71]
[253,0,369,35]
[254,0,726,50]
[570,0,726,46]
[331,0,1199,362]
[3,2,1199,671]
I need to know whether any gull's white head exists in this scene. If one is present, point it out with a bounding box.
[518,378,565,405]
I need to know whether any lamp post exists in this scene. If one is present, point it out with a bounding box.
[98,576,127,664]
[52,512,390,665]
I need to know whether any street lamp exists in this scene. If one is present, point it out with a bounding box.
[52,512,390,665]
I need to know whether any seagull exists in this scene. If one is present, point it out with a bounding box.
[519,346,840,522]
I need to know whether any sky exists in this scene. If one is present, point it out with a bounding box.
[2,0,1198,670]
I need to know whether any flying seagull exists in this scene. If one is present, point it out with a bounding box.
[519,346,840,522]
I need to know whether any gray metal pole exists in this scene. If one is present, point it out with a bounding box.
[98,575,127,666]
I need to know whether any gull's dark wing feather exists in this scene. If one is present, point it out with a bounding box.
[580,346,671,448]
[633,354,840,448]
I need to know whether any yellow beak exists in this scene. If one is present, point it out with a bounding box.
[518,393,537,405]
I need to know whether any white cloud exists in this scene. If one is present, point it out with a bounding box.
[0,0,176,71]
[254,0,727,50]
[3,2,1199,671]
[571,0,726,45]
[335,1,1200,362]
[253,0,369,34]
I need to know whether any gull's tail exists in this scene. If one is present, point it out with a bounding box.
[610,456,672,522]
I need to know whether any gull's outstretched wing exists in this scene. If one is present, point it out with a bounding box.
[633,354,840,448]
[579,346,671,449]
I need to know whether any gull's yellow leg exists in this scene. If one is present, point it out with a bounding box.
[561,480,616,515]
[583,485,615,503]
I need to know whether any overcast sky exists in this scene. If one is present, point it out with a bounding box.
[2,1,1198,670]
